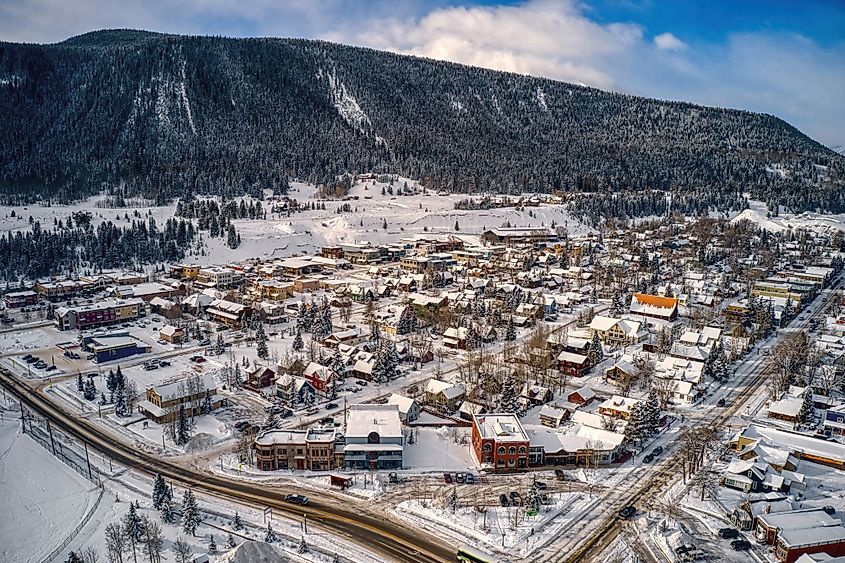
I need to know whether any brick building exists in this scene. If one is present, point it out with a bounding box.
[471,413,530,471]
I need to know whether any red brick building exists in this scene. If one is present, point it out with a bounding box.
[471,414,530,472]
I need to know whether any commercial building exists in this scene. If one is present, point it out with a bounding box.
[195,267,242,289]
[3,290,38,309]
[254,428,341,471]
[54,298,144,331]
[82,333,151,363]
[205,299,251,329]
[138,374,223,423]
[471,413,530,471]
[343,404,404,470]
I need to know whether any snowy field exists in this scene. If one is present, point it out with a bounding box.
[0,177,592,268]
[0,419,103,563]
[733,198,845,233]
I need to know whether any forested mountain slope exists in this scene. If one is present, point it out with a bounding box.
[1,29,842,211]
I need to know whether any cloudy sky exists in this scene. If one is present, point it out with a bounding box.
[2,0,843,148]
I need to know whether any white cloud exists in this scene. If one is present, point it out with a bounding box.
[653,32,687,51]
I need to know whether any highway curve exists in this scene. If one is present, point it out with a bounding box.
[0,368,456,563]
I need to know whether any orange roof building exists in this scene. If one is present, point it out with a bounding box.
[630,292,679,321]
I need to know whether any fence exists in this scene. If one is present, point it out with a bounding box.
[21,406,103,487]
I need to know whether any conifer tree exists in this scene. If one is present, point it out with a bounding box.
[180,490,200,536]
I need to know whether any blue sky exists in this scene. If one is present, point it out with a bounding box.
[1,0,843,148]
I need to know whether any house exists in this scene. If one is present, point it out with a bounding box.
[243,366,279,395]
[567,387,596,406]
[255,427,340,471]
[629,293,679,321]
[149,297,182,319]
[458,400,487,421]
[471,413,530,471]
[205,299,251,329]
[518,382,553,408]
[538,405,570,428]
[159,325,185,344]
[722,459,805,494]
[442,326,469,349]
[557,351,591,377]
[424,379,466,411]
[322,327,367,349]
[597,395,641,419]
[138,374,223,423]
[302,362,337,396]
[755,508,842,546]
[589,316,643,345]
[386,394,420,423]
[351,359,374,381]
[769,396,804,423]
[276,374,316,405]
[343,404,404,470]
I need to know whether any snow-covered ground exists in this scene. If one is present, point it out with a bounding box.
[0,418,104,563]
[733,199,845,234]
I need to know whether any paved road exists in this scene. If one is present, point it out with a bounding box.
[0,367,457,563]
[540,280,841,563]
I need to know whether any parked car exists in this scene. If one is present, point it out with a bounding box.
[533,481,547,490]
[823,506,836,515]
[45,365,57,372]
[443,473,453,484]
[730,539,751,551]
[674,545,693,555]
[158,360,171,367]
[464,473,475,485]
[190,356,206,363]
[388,472,399,483]
[718,528,739,539]
[305,407,319,416]
[643,454,654,463]
[618,506,636,519]
[717,398,726,407]
[325,403,339,410]
[455,472,466,484]
[509,491,521,505]
[356,380,368,386]
[22,354,32,360]
[554,469,567,480]
[284,494,309,506]
[499,494,510,507]
[651,446,664,456]
[143,363,159,371]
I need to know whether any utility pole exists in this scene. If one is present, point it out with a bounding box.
[19,401,25,434]
[45,419,57,455]
[84,441,92,479]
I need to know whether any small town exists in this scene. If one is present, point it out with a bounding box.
[2,174,845,563]
[2,3,844,563]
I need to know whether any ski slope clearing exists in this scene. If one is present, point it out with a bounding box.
[733,199,845,234]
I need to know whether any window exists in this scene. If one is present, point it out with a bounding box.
[518,446,527,454]
[482,443,492,452]
[367,432,381,444]
[497,446,506,455]
[508,447,516,455]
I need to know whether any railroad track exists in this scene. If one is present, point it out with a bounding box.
[0,368,455,563]
[546,283,841,563]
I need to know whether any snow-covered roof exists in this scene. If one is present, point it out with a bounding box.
[345,404,402,440]
[387,393,418,414]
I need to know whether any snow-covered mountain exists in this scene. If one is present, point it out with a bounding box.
[1,29,842,209]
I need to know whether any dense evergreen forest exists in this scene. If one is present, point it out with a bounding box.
[0,211,195,281]
[0,29,842,212]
